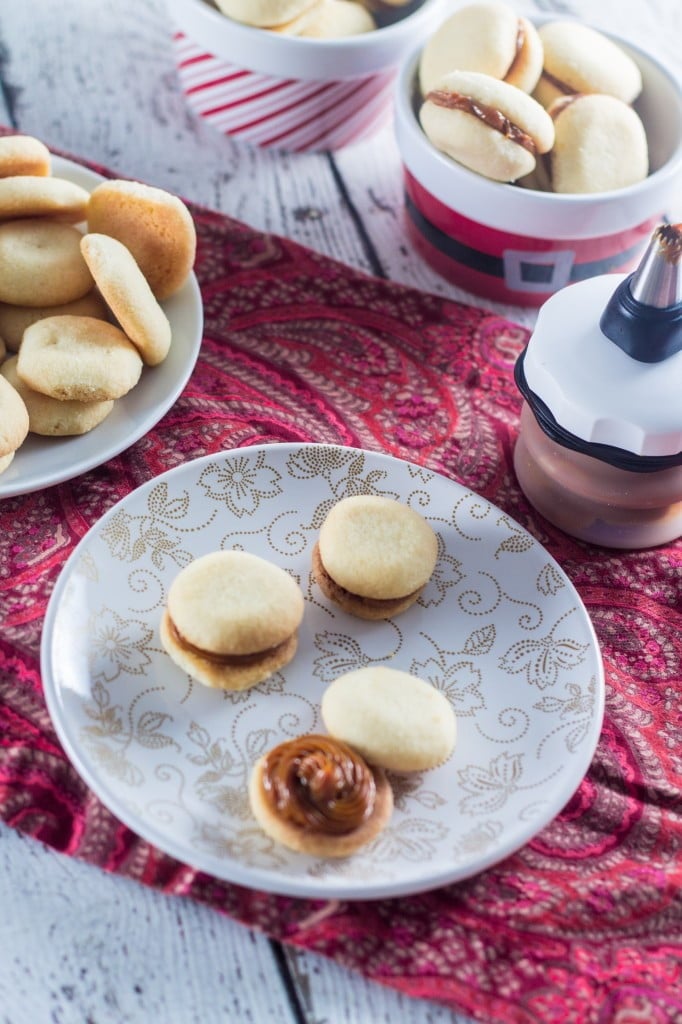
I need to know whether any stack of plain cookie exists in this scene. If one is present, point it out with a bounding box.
[418,1,649,192]
[0,133,197,473]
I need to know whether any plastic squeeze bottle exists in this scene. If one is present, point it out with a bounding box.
[513,223,682,549]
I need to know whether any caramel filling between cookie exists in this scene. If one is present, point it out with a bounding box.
[426,90,537,154]
[540,68,576,97]
[168,617,291,666]
[260,734,376,836]
[314,544,423,612]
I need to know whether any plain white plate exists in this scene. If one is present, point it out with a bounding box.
[0,156,203,499]
[41,443,605,900]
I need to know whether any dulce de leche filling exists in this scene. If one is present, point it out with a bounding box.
[167,616,291,666]
[313,543,422,612]
[260,734,377,835]
[426,89,537,155]
[540,68,576,97]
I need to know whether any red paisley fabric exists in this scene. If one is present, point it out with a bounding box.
[1,142,681,1024]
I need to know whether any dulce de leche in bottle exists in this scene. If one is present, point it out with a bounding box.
[513,223,682,549]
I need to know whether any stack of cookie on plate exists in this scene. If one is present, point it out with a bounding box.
[418,0,649,192]
[0,133,197,476]
[209,0,413,38]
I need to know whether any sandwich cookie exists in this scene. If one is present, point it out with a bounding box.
[534,21,642,108]
[86,179,196,300]
[312,494,438,620]
[322,666,457,771]
[0,219,94,307]
[0,176,90,222]
[249,733,393,856]
[211,0,319,28]
[0,135,51,178]
[0,373,29,472]
[1,356,114,436]
[80,233,172,366]
[419,2,544,97]
[420,70,555,182]
[547,93,649,193]
[17,316,143,402]
[160,550,305,691]
[0,291,110,354]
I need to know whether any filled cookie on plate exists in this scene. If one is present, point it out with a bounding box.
[312,494,438,619]
[160,550,305,691]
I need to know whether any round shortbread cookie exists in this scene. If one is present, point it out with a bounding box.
[420,70,555,182]
[534,21,642,108]
[86,179,196,300]
[161,550,305,691]
[0,372,29,456]
[80,233,171,366]
[298,0,375,37]
[0,219,94,307]
[0,135,51,178]
[269,2,323,33]
[322,666,457,771]
[419,2,543,96]
[213,0,319,27]
[0,176,90,222]
[1,355,114,436]
[17,315,143,402]
[548,93,649,194]
[249,735,393,857]
[314,494,438,619]
[0,291,110,353]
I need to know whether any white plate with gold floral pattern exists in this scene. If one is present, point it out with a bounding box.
[41,443,604,899]
[0,157,203,499]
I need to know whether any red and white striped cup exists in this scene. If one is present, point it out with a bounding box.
[394,29,682,307]
[167,0,445,153]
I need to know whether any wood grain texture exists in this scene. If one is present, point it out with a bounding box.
[0,0,680,1021]
[0,823,299,1024]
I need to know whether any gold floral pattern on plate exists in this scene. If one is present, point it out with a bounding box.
[41,443,604,900]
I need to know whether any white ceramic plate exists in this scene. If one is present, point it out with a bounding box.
[0,157,203,499]
[41,443,605,900]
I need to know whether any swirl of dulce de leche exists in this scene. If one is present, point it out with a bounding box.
[260,734,377,835]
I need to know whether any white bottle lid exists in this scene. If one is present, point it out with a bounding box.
[517,272,682,466]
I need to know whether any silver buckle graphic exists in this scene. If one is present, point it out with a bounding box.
[503,248,575,292]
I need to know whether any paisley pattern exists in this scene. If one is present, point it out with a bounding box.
[1,143,681,1023]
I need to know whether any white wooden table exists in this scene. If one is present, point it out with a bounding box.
[0,2,679,1021]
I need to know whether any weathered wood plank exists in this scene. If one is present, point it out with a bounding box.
[0,822,299,1024]
[0,0,377,275]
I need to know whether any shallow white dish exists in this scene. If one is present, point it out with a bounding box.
[41,443,605,900]
[0,157,203,499]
